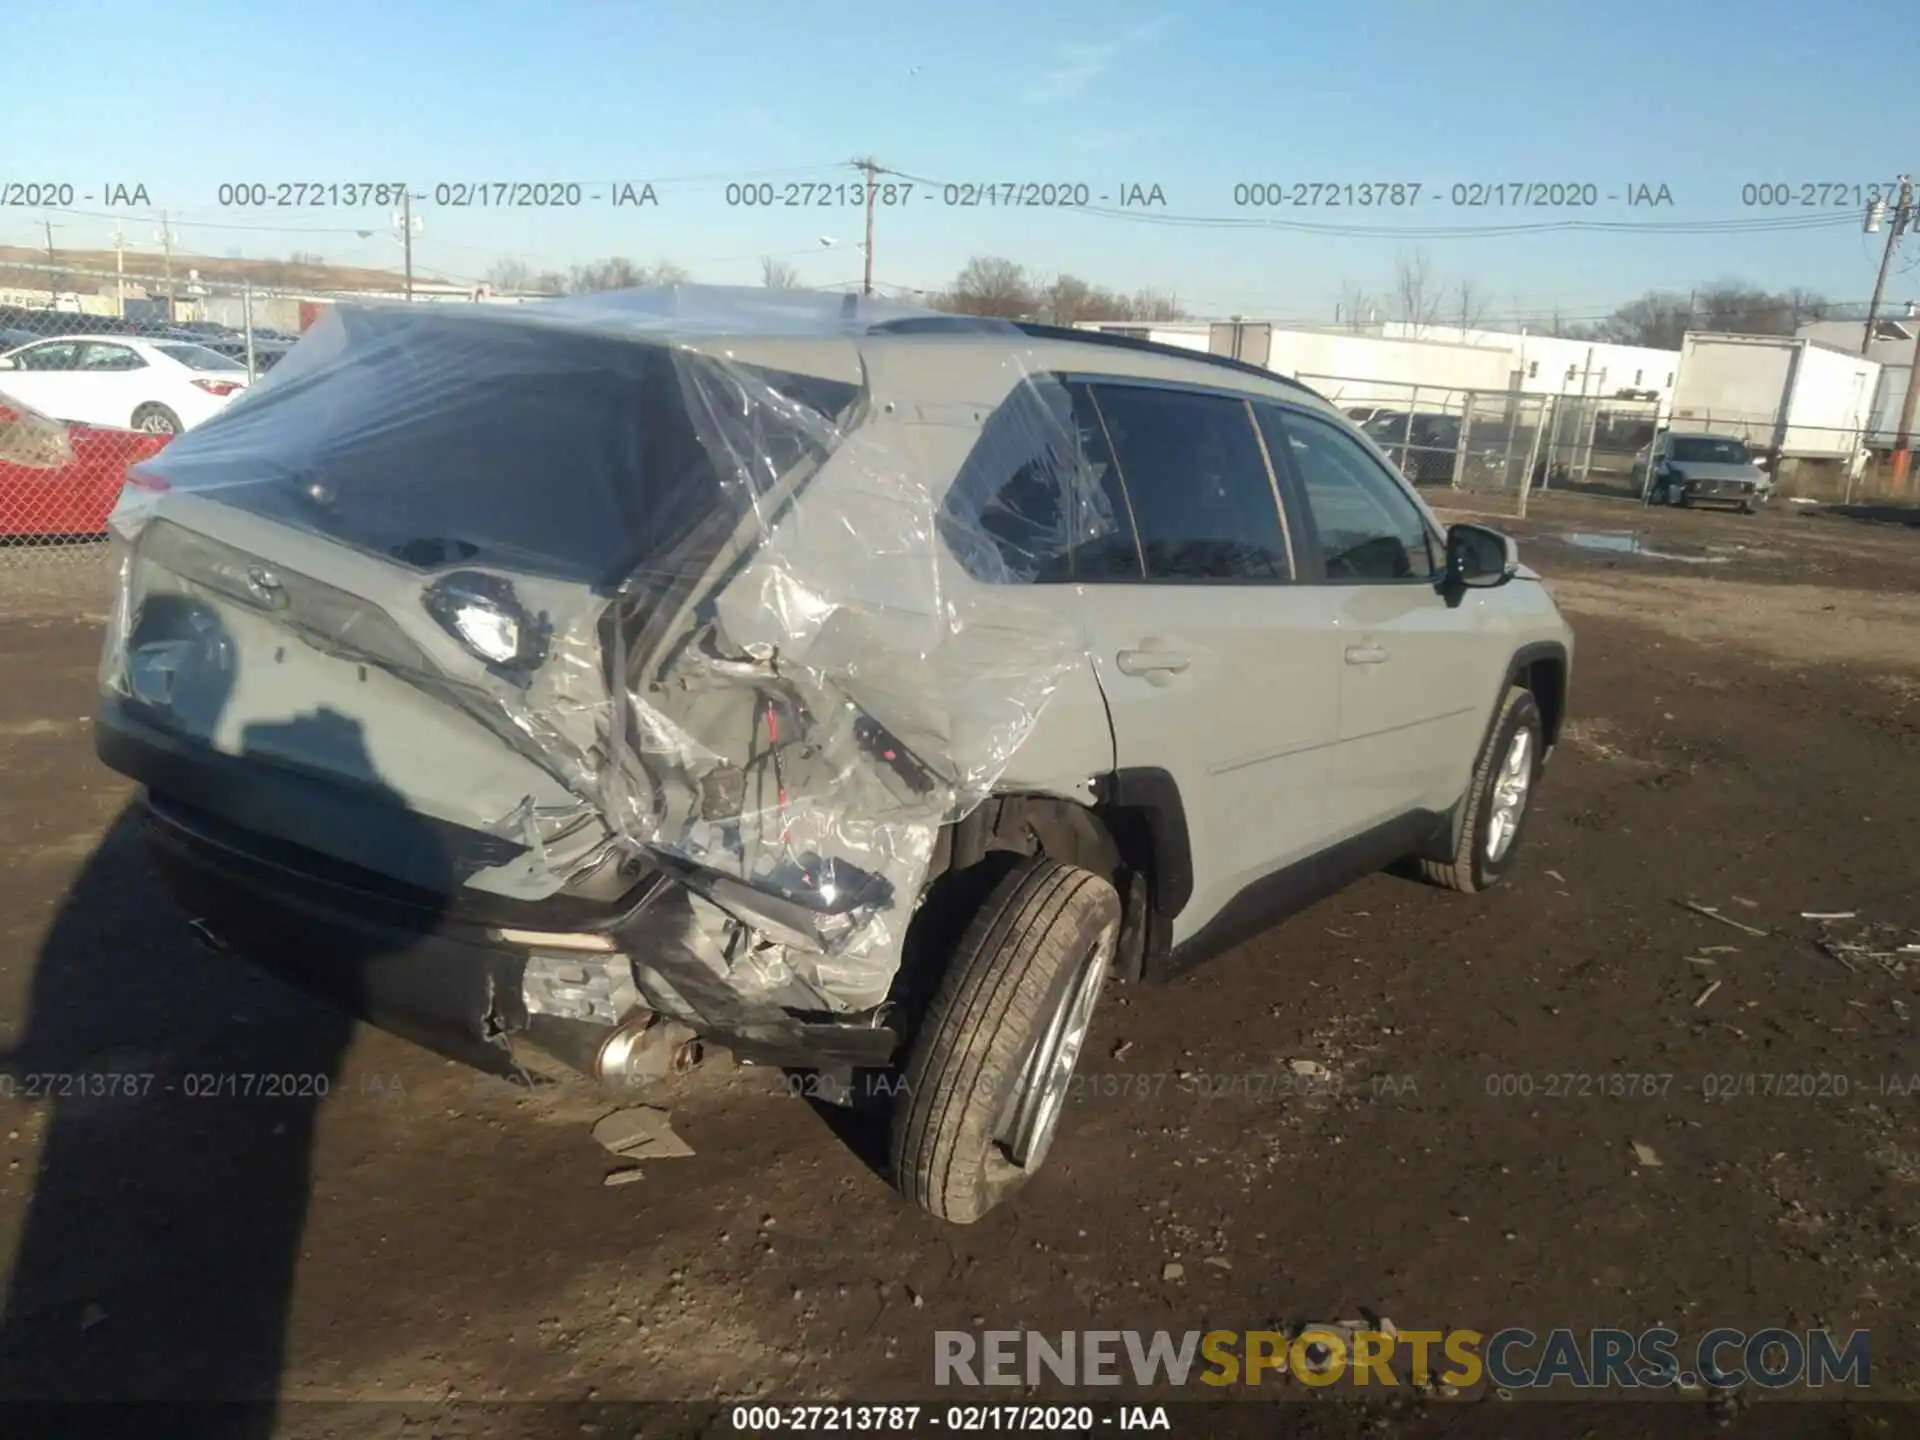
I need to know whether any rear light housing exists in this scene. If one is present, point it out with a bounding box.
[192,379,243,396]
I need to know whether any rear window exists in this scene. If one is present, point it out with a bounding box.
[138,308,847,591]
[155,342,246,372]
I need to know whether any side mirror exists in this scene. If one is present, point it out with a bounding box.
[1446,523,1519,589]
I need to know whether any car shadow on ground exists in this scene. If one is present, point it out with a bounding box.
[0,682,453,1435]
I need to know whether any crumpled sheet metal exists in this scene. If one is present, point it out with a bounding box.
[109,285,1122,1013]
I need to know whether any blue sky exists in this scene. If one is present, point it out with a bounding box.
[5,0,1919,325]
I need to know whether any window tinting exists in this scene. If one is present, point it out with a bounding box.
[1090,384,1288,582]
[1262,407,1436,582]
[938,375,1136,583]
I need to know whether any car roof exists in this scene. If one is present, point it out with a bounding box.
[14,332,155,345]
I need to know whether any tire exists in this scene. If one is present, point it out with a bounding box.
[132,404,181,435]
[888,856,1121,1224]
[1419,685,1544,894]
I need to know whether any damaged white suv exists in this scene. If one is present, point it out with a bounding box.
[95,287,1572,1223]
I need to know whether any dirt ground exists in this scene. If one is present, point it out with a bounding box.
[0,490,1916,1437]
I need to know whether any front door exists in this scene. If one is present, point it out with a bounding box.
[1259,405,1499,837]
[1070,379,1343,946]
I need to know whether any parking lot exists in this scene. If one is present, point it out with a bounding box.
[0,491,1916,1429]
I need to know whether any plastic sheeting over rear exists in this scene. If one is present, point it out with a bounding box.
[102,285,1124,1014]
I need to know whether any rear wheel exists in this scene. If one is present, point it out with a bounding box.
[132,404,180,435]
[888,856,1121,1224]
[1419,686,1544,894]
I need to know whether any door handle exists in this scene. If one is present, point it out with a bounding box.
[1116,649,1192,678]
[1344,644,1389,666]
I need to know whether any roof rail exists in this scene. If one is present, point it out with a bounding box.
[864,315,1323,398]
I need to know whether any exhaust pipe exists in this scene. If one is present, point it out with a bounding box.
[517,1009,702,1088]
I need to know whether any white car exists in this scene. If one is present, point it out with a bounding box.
[0,333,251,435]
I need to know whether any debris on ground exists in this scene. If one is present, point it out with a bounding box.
[592,1105,695,1164]
[1162,1263,1185,1281]
[1894,1000,1911,1023]
[1632,1142,1663,1168]
[79,1303,107,1333]
[603,1168,646,1187]
[1810,918,1917,969]
[1801,911,1857,920]
[1111,1039,1133,1062]
[1694,980,1723,1008]
[1545,869,1565,883]
[1729,896,1760,908]
[1288,1060,1331,1079]
[1677,899,1769,937]
[1203,1256,1232,1270]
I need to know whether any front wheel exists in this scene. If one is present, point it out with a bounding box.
[1419,686,1544,894]
[888,856,1121,1224]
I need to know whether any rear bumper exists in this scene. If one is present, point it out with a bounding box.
[100,705,904,1076]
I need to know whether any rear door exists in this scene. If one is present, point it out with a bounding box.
[1072,379,1343,947]
[74,340,151,428]
[1259,404,1500,836]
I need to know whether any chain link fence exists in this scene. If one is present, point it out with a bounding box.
[0,262,330,598]
[1296,374,1666,513]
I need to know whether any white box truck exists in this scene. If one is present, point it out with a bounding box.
[1669,333,1881,459]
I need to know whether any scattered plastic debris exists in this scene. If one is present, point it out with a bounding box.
[1162,1263,1185,1281]
[1545,869,1565,883]
[79,1303,108,1333]
[592,1106,695,1164]
[1801,911,1857,921]
[1111,1039,1133,1062]
[1677,900,1769,937]
[603,1168,647,1187]
[1894,1000,1912,1023]
[1203,1257,1233,1270]
[1289,1059,1331,1079]
[1632,1142,1663,1168]
[1694,980,1723,1008]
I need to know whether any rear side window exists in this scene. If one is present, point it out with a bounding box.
[938,375,1137,583]
[1261,407,1436,582]
[1089,383,1289,582]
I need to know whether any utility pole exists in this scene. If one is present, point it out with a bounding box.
[42,218,63,299]
[159,210,176,314]
[1861,176,1912,355]
[112,221,126,317]
[402,189,415,301]
[852,156,880,296]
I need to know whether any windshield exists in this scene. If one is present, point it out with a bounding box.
[154,342,247,372]
[1671,436,1751,464]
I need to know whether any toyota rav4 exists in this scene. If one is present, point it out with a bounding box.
[94,287,1573,1223]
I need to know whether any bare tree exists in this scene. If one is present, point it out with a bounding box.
[287,250,325,268]
[1392,249,1442,336]
[1124,287,1187,322]
[1452,277,1490,334]
[935,256,1040,318]
[1593,282,1834,349]
[1336,281,1376,331]
[760,256,800,289]
[566,257,689,294]
[486,257,535,291]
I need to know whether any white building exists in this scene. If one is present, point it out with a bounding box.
[1080,320,1520,407]
[1081,318,1679,418]
[1377,323,1680,409]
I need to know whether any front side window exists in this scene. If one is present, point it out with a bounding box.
[1090,383,1289,582]
[14,342,82,372]
[1262,407,1437,583]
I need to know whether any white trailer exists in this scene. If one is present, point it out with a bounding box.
[1669,333,1881,459]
